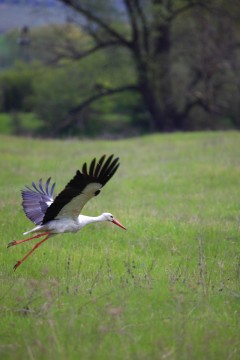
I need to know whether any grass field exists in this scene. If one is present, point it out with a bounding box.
[0,132,239,360]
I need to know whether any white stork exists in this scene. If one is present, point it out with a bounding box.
[8,154,126,271]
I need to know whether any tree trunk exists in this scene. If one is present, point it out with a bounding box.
[137,75,165,131]
[134,22,178,131]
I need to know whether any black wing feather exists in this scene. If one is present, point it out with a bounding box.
[42,154,120,224]
[82,162,88,175]
[101,158,119,181]
[99,155,114,179]
[89,158,96,177]
[94,155,106,178]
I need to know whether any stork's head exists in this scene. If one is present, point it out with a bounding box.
[102,212,127,230]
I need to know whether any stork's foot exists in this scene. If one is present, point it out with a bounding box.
[13,260,22,271]
[7,240,17,248]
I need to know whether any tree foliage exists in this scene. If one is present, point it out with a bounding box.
[57,0,240,131]
[0,63,35,112]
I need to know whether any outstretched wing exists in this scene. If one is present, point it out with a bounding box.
[21,178,56,225]
[42,154,120,224]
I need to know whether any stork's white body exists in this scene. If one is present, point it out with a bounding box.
[24,213,116,235]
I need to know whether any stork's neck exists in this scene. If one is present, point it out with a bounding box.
[78,214,105,228]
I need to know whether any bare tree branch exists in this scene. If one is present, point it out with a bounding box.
[55,84,139,133]
[49,39,122,64]
[167,1,204,22]
[69,85,139,114]
[59,0,132,48]
[123,0,139,44]
[132,0,149,51]
[168,0,240,22]
[123,0,149,53]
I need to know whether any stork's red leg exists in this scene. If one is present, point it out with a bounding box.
[7,232,49,248]
[13,234,50,271]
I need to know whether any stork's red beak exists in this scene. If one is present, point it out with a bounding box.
[112,218,127,230]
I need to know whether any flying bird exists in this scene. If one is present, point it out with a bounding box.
[8,154,126,271]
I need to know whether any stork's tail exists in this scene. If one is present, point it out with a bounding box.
[23,225,45,236]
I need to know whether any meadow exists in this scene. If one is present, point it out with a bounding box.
[0,132,239,360]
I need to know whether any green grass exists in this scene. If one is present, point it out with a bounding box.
[0,132,240,360]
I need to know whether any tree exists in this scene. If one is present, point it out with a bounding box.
[55,0,240,131]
